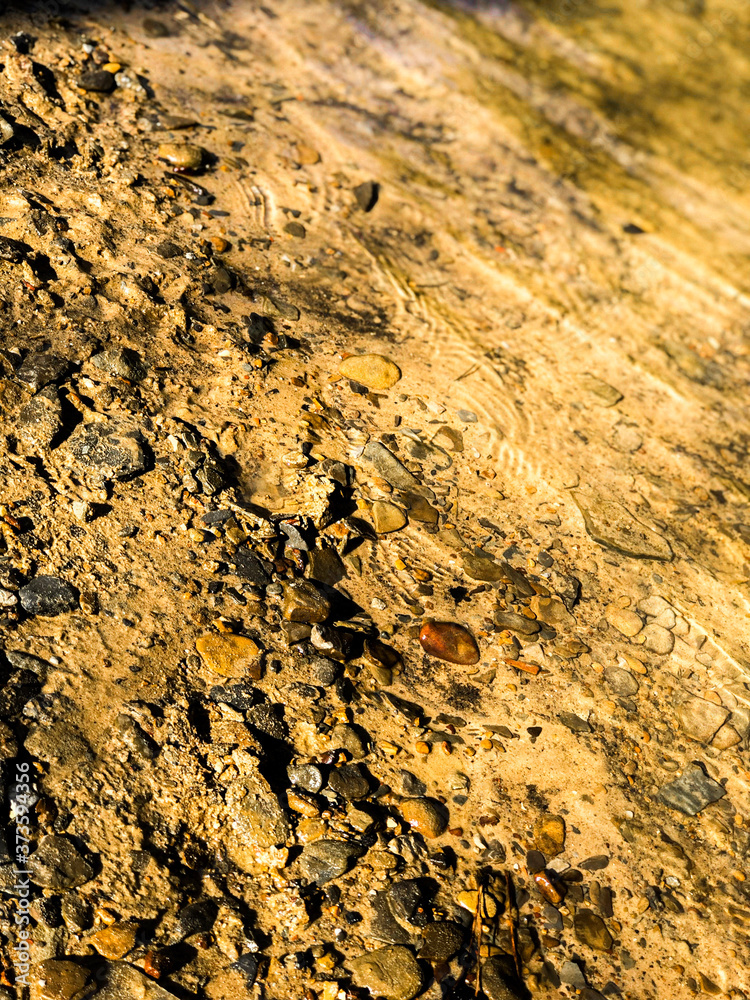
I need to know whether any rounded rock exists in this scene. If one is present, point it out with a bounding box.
[533,814,566,857]
[604,605,643,637]
[339,353,401,390]
[19,576,77,617]
[157,142,205,171]
[418,620,479,665]
[400,797,448,838]
[350,945,422,1000]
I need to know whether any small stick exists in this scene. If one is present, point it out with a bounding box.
[505,871,521,982]
[473,879,484,997]
[503,658,542,676]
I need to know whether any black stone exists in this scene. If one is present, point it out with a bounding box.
[78,70,117,93]
[16,352,70,393]
[19,576,77,617]
[232,549,272,585]
[155,240,184,258]
[354,180,379,212]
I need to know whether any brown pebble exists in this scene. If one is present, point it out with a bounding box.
[533,814,566,857]
[195,633,262,678]
[400,797,448,838]
[157,142,205,171]
[418,620,479,665]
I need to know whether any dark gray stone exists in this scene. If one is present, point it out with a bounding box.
[16,352,70,393]
[298,838,364,884]
[328,763,369,800]
[91,348,146,381]
[30,835,94,889]
[68,420,149,480]
[658,764,726,815]
[19,576,77,616]
[18,386,63,449]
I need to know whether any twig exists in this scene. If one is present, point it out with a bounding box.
[473,879,484,997]
[505,871,521,982]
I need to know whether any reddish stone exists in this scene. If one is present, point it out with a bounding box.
[418,621,479,665]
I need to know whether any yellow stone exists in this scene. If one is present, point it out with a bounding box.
[457,890,498,918]
[339,354,402,390]
[89,922,137,959]
[195,633,262,678]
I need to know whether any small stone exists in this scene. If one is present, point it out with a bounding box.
[311,624,356,661]
[91,348,146,381]
[232,549,272,585]
[609,421,643,453]
[115,715,158,759]
[29,959,91,1000]
[30,835,94,889]
[573,491,672,560]
[89,922,138,959]
[224,774,291,863]
[560,960,587,988]
[67,419,149,480]
[676,697,729,745]
[658,764,726,815]
[306,547,346,585]
[350,945,422,1000]
[533,815,565,857]
[299,839,365,884]
[143,17,172,37]
[641,622,674,654]
[18,387,63,450]
[493,609,540,636]
[155,240,183,258]
[418,621,479,665]
[284,221,306,238]
[462,550,503,582]
[604,605,643,637]
[558,712,591,734]
[288,763,324,794]
[195,633,262,678]
[158,142,205,170]
[295,143,320,164]
[353,180,379,212]
[328,763,369,800]
[330,723,369,758]
[531,596,575,627]
[16,352,70,393]
[574,909,613,951]
[362,441,422,492]
[419,922,464,964]
[580,855,610,871]
[372,501,407,534]
[481,956,524,1000]
[310,656,341,686]
[78,70,116,92]
[712,723,742,749]
[20,576,78,617]
[282,580,331,623]
[604,666,639,697]
[340,354,401,390]
[579,372,623,406]
[399,797,448,838]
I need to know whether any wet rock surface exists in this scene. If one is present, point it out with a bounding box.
[0,3,747,1000]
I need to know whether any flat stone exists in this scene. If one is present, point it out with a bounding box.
[372,501,407,534]
[676,697,729,744]
[94,962,179,1000]
[712,723,742,750]
[328,763,369,800]
[225,774,291,864]
[531,596,575,627]
[604,666,639,697]
[558,712,591,733]
[91,348,146,381]
[30,835,94,889]
[353,180,379,212]
[298,838,365,884]
[89,923,138,960]
[609,421,643,453]
[604,605,643,637]
[284,221,306,238]
[580,855,610,871]
[658,764,726,815]
[78,70,116,92]
[574,909,613,951]
[371,892,412,944]
[462,550,503,582]
[25,722,93,768]
[399,797,448,838]
[306,547,346,585]
[330,723,369,759]
[29,959,92,1000]
[232,548,272,585]
[362,441,422,492]
[350,945,422,1000]
[340,354,401,390]
[418,621,479,665]
[16,352,70,392]
[67,420,149,480]
[533,815,565,857]
[573,492,672,561]
[158,142,205,170]
[579,372,623,406]
[18,387,63,449]
[282,580,331,623]
[481,956,524,1000]
[419,921,464,964]
[641,622,674,654]
[195,634,262,678]
[403,493,439,523]
[560,960,587,988]
[20,576,77,616]
[493,609,540,636]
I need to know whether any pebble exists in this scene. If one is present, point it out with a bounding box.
[609,421,643,453]
[481,956,524,1000]
[641,622,674,654]
[579,372,623,406]
[89,922,138,959]
[574,909,613,951]
[195,633,262,678]
[350,945,422,1000]
[19,576,77,617]
[372,501,407,533]
[419,921,464,964]
[362,441,421,492]
[560,960,587,988]
[225,774,291,862]
[78,69,117,92]
[330,723,369,758]
[284,221,306,238]
[328,762,369,800]
[658,764,726,815]
[282,580,331,623]
[533,814,565,857]
[16,352,70,393]
[91,347,146,381]
[604,665,639,697]
[399,797,448,838]
[298,838,365,884]
[155,240,183,258]
[339,354,401,390]
[493,609,540,636]
[158,142,205,170]
[310,624,355,661]
[30,835,94,889]
[676,697,729,745]
[310,655,341,686]
[288,763,324,794]
[418,621,479,665]
[29,959,90,1000]
[604,604,643,637]
[67,420,149,480]
[353,180,379,212]
[462,550,503,582]
[18,387,63,450]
